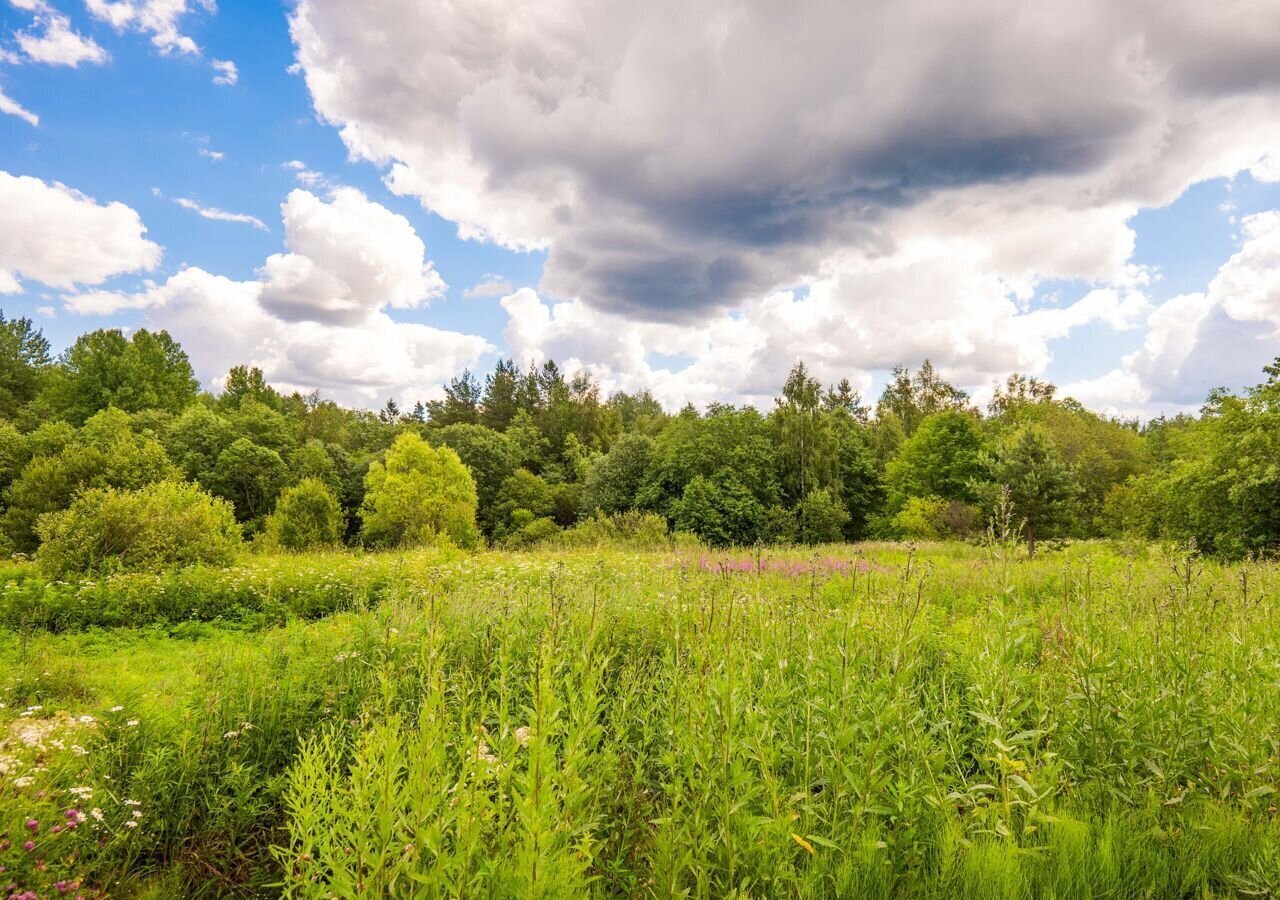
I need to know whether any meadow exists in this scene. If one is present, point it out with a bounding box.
[0,540,1277,898]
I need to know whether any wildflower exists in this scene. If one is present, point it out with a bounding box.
[123,799,141,807]
[10,777,29,789]
[71,745,87,756]
[131,810,142,819]
[224,730,240,739]
[25,819,38,833]
[68,786,93,800]
[109,706,124,713]
[51,824,62,834]
[126,720,139,727]
[22,840,34,851]
[89,809,103,821]
[77,715,95,725]
[124,820,138,829]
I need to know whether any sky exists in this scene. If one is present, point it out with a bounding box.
[1,0,1279,417]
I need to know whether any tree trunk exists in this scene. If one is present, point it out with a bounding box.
[1026,522,1036,560]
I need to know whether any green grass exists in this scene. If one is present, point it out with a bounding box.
[0,541,1277,896]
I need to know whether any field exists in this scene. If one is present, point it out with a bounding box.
[0,541,1277,898]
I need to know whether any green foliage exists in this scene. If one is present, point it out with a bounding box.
[876,359,971,435]
[0,311,50,419]
[3,409,179,552]
[981,424,1078,555]
[38,328,198,424]
[773,361,840,505]
[360,432,479,548]
[580,432,651,516]
[35,480,240,576]
[884,410,985,515]
[672,473,772,546]
[262,478,344,552]
[891,495,981,539]
[209,437,287,531]
[433,423,518,532]
[795,487,850,544]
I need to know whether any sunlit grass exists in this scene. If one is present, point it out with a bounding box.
[0,541,1276,896]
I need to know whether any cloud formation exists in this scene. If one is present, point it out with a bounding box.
[85,0,209,56]
[13,3,107,67]
[290,0,1280,324]
[1065,211,1280,416]
[174,197,267,231]
[61,188,488,406]
[0,170,161,293]
[0,84,38,125]
[257,188,446,325]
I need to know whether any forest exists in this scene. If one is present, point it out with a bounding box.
[1,310,1277,569]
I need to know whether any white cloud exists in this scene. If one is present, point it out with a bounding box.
[0,85,39,126]
[0,170,161,293]
[282,159,327,189]
[174,197,267,231]
[258,187,445,324]
[197,147,224,161]
[211,57,237,85]
[290,0,1280,321]
[464,274,513,298]
[15,8,108,66]
[84,0,209,56]
[59,188,485,406]
[1063,210,1280,416]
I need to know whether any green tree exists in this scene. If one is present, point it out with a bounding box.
[479,359,521,431]
[433,424,518,533]
[39,328,198,424]
[427,371,481,427]
[773,362,839,506]
[982,424,1077,557]
[0,312,50,419]
[262,478,344,551]
[883,410,985,516]
[672,473,768,546]
[3,409,178,551]
[36,481,240,577]
[876,360,970,436]
[220,364,282,411]
[164,404,234,482]
[360,432,479,548]
[580,433,652,516]
[209,437,287,530]
[796,487,850,545]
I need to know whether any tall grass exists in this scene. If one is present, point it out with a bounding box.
[0,542,1276,896]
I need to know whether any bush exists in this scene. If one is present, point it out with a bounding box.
[891,495,980,540]
[262,478,344,551]
[35,481,241,577]
[361,433,479,549]
[558,510,671,550]
[796,488,850,544]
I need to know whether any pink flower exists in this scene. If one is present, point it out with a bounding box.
[22,840,34,851]
[24,819,38,833]
[50,824,62,833]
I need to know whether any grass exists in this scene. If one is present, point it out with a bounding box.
[0,540,1276,896]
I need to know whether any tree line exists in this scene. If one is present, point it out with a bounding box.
[1,310,1278,563]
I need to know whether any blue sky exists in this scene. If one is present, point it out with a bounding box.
[2,0,1279,415]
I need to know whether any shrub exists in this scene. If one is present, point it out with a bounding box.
[796,487,850,544]
[262,478,344,551]
[891,495,980,540]
[360,433,479,549]
[35,481,241,577]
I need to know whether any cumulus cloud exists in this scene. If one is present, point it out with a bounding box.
[0,85,38,126]
[1064,210,1280,416]
[464,274,513,298]
[60,188,486,406]
[174,197,267,231]
[84,0,209,55]
[258,188,446,324]
[290,0,1280,324]
[0,170,161,293]
[14,5,108,67]
[211,58,236,85]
